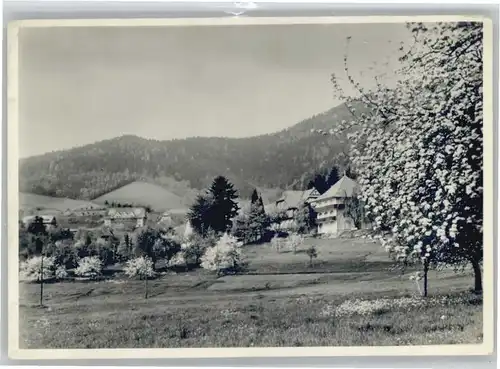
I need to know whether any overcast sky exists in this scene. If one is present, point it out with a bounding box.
[18,22,412,158]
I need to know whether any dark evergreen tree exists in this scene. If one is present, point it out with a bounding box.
[207,176,239,234]
[312,173,329,194]
[250,188,259,205]
[26,216,48,256]
[295,202,317,234]
[326,167,340,187]
[187,193,215,236]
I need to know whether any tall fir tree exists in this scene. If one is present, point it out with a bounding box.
[250,188,259,205]
[208,176,239,233]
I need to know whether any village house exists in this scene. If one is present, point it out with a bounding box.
[267,187,320,230]
[22,215,57,228]
[104,207,147,229]
[309,175,369,236]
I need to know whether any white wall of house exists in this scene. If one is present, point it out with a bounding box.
[318,221,338,234]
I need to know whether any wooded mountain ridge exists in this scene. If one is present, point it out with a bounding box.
[20,101,365,200]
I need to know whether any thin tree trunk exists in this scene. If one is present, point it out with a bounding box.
[40,253,44,307]
[144,277,148,299]
[423,261,429,298]
[472,260,482,294]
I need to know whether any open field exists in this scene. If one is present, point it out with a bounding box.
[19,237,482,348]
[93,181,189,211]
[19,193,100,214]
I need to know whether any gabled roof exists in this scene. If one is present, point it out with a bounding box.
[107,207,146,219]
[315,175,360,201]
[275,186,320,210]
[301,187,320,201]
[276,191,304,210]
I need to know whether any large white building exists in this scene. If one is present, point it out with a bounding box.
[310,175,369,235]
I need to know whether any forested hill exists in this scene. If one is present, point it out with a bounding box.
[19,101,365,200]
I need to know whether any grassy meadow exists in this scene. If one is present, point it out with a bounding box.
[19,237,483,348]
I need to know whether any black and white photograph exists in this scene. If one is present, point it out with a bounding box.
[7,16,494,358]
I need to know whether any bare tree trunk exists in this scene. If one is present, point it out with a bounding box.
[144,277,148,299]
[471,260,482,294]
[423,260,429,298]
[40,253,44,307]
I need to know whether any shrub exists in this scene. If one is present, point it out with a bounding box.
[55,265,69,280]
[20,256,56,282]
[200,233,245,275]
[306,245,318,267]
[270,235,285,253]
[287,234,304,254]
[75,256,103,279]
[49,239,79,269]
[123,256,155,279]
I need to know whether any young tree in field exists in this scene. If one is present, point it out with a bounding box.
[75,256,103,280]
[325,22,484,295]
[306,245,318,267]
[124,256,155,299]
[287,233,305,254]
[200,233,245,276]
[26,216,49,306]
[20,256,55,283]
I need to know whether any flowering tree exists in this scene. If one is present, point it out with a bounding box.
[287,234,305,254]
[20,256,55,282]
[123,256,155,299]
[324,22,483,295]
[270,234,285,253]
[200,233,245,275]
[75,256,103,280]
[20,255,55,306]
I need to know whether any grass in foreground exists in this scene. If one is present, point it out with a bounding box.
[19,272,482,348]
[19,237,482,348]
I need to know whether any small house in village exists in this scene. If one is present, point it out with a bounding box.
[22,215,57,228]
[310,175,369,235]
[267,187,320,230]
[104,207,147,229]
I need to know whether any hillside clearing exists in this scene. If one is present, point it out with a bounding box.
[93,181,188,211]
[19,193,101,214]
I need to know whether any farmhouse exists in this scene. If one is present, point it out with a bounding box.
[104,207,147,229]
[268,187,320,230]
[69,207,107,217]
[22,215,57,228]
[310,175,369,235]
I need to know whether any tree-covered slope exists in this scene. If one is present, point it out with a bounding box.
[19,102,364,200]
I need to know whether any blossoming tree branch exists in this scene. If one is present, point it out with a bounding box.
[313,22,483,296]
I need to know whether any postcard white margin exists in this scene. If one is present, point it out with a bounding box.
[7,15,495,360]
